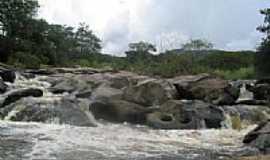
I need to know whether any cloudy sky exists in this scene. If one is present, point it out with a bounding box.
[38,0,270,55]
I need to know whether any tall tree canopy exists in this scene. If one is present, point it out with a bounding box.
[0,0,102,67]
[0,0,39,37]
[75,23,102,54]
[125,41,156,63]
[257,8,270,52]
[256,8,270,78]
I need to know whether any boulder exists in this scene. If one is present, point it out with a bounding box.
[90,99,154,124]
[49,76,93,94]
[246,82,270,101]
[172,74,240,105]
[243,120,270,154]
[0,98,97,127]
[146,100,226,129]
[0,88,43,108]
[91,85,123,101]
[0,79,7,93]
[0,69,16,83]
[123,79,178,106]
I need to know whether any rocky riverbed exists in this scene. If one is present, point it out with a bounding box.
[0,66,269,160]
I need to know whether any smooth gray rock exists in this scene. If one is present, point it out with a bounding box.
[90,99,154,124]
[123,79,178,106]
[172,74,240,105]
[146,100,226,129]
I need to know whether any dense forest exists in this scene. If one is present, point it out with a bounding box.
[0,0,269,79]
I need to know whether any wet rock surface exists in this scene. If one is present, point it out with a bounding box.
[0,97,97,127]
[0,79,7,93]
[243,120,270,154]
[0,69,16,83]
[0,88,43,108]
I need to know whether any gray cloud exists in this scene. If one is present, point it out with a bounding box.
[38,0,270,55]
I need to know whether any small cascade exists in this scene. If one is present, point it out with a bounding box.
[237,82,254,101]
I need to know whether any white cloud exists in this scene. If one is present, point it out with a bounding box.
[38,0,270,54]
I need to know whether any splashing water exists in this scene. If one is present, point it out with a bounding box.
[0,121,257,160]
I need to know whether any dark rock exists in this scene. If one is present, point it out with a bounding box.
[236,99,269,106]
[24,69,55,75]
[246,83,270,101]
[0,69,16,83]
[0,88,43,108]
[172,74,240,105]
[123,79,178,106]
[243,120,270,154]
[146,100,226,129]
[21,72,36,79]
[76,90,92,98]
[0,79,7,93]
[0,98,97,127]
[90,99,154,124]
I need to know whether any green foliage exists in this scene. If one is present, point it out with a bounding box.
[0,0,102,67]
[256,8,270,78]
[7,52,43,69]
[75,23,102,54]
[213,67,255,80]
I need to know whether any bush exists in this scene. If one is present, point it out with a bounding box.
[213,67,255,80]
[8,52,42,69]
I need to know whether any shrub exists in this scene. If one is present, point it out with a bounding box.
[213,67,255,80]
[8,52,42,69]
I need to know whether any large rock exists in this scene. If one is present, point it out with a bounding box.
[0,88,43,108]
[0,98,97,127]
[49,76,92,94]
[243,120,270,154]
[123,79,178,106]
[172,74,240,105]
[0,79,7,93]
[146,100,226,129]
[0,68,16,83]
[90,99,154,124]
[91,85,123,101]
[246,80,270,101]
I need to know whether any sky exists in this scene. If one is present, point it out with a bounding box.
[38,0,270,55]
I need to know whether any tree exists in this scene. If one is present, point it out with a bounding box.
[0,0,39,62]
[257,9,270,52]
[75,23,102,55]
[181,39,213,51]
[128,41,157,53]
[125,41,156,63]
[0,0,39,37]
[256,8,270,78]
